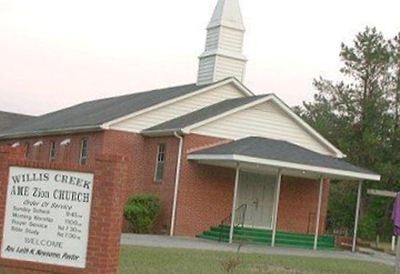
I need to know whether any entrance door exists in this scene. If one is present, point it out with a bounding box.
[236,171,276,229]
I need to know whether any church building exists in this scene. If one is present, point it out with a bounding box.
[0,0,380,250]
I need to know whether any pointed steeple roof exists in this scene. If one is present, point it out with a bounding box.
[197,0,247,86]
[208,0,245,30]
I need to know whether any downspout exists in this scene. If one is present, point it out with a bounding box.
[170,131,184,236]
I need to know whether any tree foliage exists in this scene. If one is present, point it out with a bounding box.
[123,194,161,234]
[296,27,400,240]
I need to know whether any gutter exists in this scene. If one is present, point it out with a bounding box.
[170,131,184,236]
[187,154,381,181]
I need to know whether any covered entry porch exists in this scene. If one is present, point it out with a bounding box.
[188,137,381,251]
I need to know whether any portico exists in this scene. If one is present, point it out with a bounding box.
[188,137,381,251]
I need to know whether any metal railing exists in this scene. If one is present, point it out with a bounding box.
[218,204,247,242]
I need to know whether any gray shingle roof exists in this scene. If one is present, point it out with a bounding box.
[144,95,270,133]
[0,82,213,139]
[0,111,34,133]
[190,137,379,177]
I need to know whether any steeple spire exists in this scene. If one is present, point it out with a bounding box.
[208,0,245,30]
[197,0,247,86]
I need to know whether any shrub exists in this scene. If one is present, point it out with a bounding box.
[123,194,161,234]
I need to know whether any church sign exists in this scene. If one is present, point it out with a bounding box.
[1,167,94,268]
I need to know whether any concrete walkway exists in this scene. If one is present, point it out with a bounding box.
[121,234,395,267]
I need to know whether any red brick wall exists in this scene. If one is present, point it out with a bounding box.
[0,131,179,234]
[0,131,331,237]
[175,134,236,236]
[0,146,128,274]
[0,130,142,206]
[0,132,105,165]
[101,131,142,201]
[138,136,180,233]
[173,134,330,237]
[100,132,181,234]
[277,177,330,234]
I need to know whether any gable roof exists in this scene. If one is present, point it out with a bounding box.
[143,95,270,134]
[144,93,345,158]
[0,82,215,139]
[188,137,380,181]
[0,77,253,140]
[0,111,34,133]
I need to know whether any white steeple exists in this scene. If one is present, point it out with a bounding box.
[197,0,247,86]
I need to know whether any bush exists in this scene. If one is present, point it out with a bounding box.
[123,194,161,234]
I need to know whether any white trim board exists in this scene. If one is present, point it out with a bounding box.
[187,154,381,181]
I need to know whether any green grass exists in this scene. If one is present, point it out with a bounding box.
[119,245,393,274]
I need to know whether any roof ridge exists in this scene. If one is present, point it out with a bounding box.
[28,82,200,119]
[0,81,213,139]
[73,82,198,106]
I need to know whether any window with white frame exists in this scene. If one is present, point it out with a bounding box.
[49,141,57,162]
[154,144,166,182]
[79,139,89,165]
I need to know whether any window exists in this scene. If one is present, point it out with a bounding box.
[79,139,88,165]
[154,144,166,182]
[33,140,43,160]
[24,142,30,158]
[49,141,57,162]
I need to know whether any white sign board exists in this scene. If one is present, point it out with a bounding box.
[1,167,94,268]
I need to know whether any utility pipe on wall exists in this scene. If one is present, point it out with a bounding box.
[170,132,184,237]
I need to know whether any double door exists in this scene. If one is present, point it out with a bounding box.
[236,171,276,229]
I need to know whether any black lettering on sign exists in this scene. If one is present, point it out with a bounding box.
[32,187,50,198]
[10,186,29,196]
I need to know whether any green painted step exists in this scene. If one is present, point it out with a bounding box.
[197,225,336,250]
[210,226,334,243]
[202,232,334,249]
[202,230,334,247]
[198,234,335,250]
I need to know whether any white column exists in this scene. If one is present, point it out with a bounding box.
[392,236,396,252]
[352,181,363,253]
[229,164,240,244]
[313,177,324,250]
[271,169,282,247]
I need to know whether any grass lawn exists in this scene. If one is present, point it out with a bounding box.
[119,245,393,274]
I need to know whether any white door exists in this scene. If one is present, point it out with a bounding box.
[237,171,276,229]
